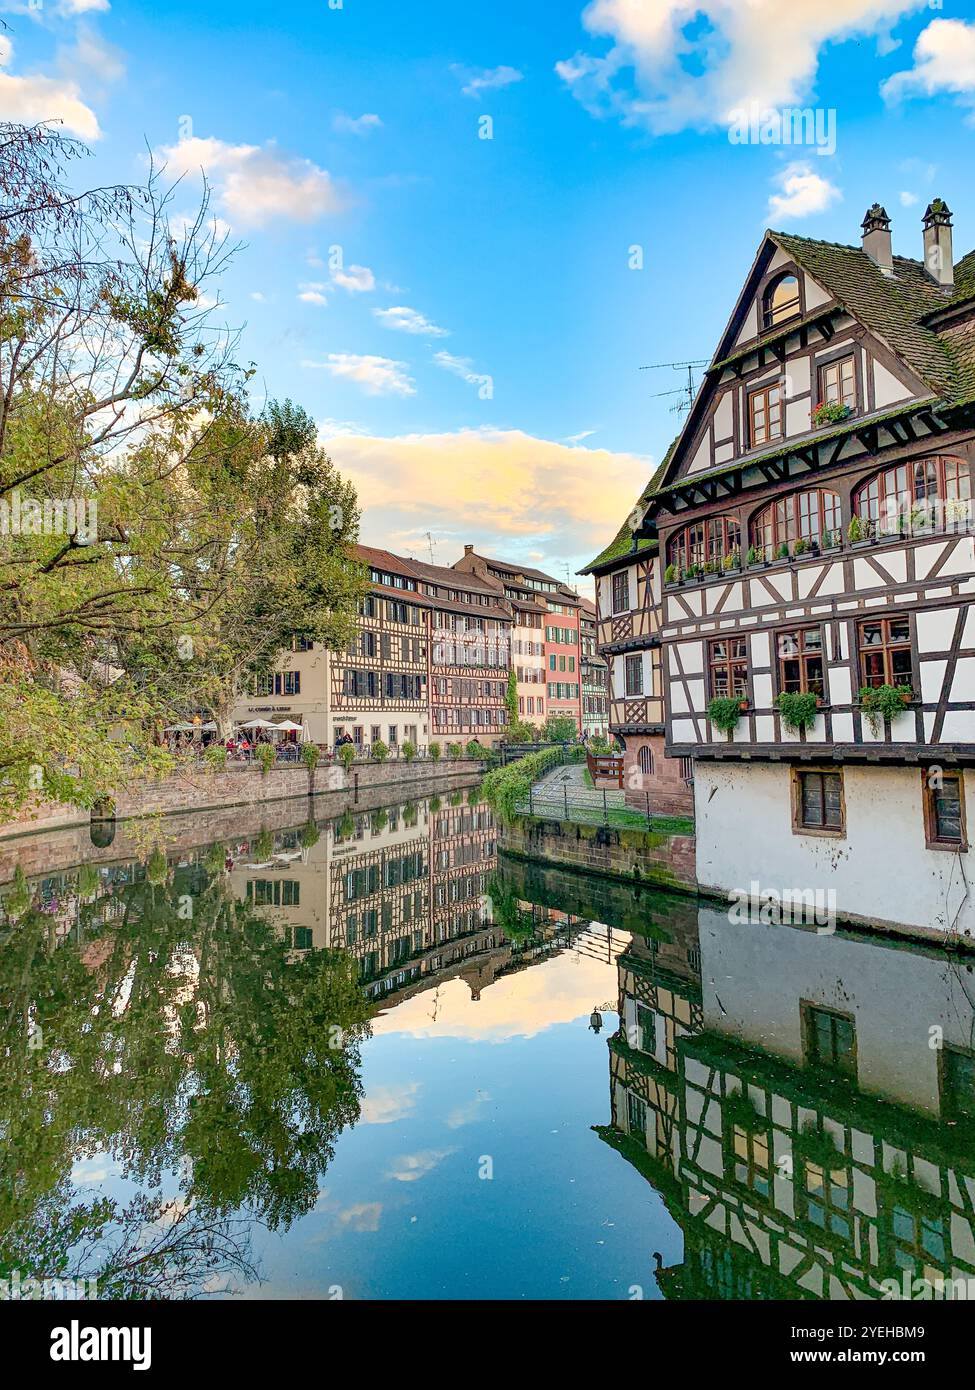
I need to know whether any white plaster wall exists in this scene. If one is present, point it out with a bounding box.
[694,761,975,939]
[696,902,975,1115]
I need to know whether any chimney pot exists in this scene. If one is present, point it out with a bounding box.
[464,544,474,555]
[923,199,954,289]
[861,203,893,275]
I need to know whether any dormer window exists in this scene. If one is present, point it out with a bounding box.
[762,273,801,329]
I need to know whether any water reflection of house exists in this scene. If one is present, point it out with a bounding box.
[228,795,510,1005]
[604,901,975,1300]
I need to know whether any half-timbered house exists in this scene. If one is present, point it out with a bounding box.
[602,199,975,938]
[605,902,975,1301]
[581,495,695,816]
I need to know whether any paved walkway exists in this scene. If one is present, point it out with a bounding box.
[534,761,626,810]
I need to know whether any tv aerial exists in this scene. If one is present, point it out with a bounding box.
[639,359,709,416]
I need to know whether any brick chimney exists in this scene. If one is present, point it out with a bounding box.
[861,204,892,275]
[464,544,474,556]
[923,199,954,289]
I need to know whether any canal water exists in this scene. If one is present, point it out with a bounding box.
[2,784,974,1302]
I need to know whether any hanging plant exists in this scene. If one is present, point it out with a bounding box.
[776,691,820,731]
[708,696,746,733]
[859,683,912,735]
[811,399,853,428]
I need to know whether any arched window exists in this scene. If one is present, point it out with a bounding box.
[751,488,841,560]
[854,455,971,537]
[666,515,741,577]
[638,745,654,777]
[762,273,801,329]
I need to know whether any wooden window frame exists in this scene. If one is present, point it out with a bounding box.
[853,453,972,537]
[750,487,842,559]
[922,770,968,852]
[706,635,750,702]
[612,570,630,614]
[817,353,857,412]
[624,654,644,697]
[791,766,846,838]
[801,1000,858,1080]
[774,624,826,698]
[761,272,802,330]
[857,614,915,692]
[748,381,783,448]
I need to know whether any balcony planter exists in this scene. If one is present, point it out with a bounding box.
[708,696,748,734]
[776,690,820,732]
[858,683,913,736]
[811,400,853,428]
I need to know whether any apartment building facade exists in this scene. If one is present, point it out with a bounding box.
[579,597,610,739]
[232,545,513,750]
[602,199,975,938]
[582,524,694,815]
[453,546,583,733]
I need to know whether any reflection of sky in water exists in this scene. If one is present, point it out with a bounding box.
[240,937,679,1301]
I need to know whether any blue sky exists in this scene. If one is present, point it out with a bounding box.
[3,0,974,584]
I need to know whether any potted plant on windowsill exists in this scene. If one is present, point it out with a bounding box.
[774,542,790,563]
[746,545,761,568]
[858,683,913,736]
[792,537,810,558]
[846,515,873,549]
[811,399,853,429]
[664,563,678,586]
[776,690,821,732]
[708,696,748,735]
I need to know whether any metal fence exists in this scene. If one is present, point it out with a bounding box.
[518,782,684,831]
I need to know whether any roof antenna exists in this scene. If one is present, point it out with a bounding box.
[640,359,708,417]
[425,531,436,564]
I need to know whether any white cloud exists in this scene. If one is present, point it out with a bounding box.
[361,1081,422,1125]
[58,0,111,12]
[452,63,524,98]
[58,22,125,87]
[386,1148,454,1182]
[337,1202,382,1232]
[433,350,483,385]
[318,424,651,568]
[767,162,841,222]
[882,19,975,108]
[157,136,346,229]
[298,282,329,306]
[899,190,918,207]
[305,353,416,397]
[332,111,383,135]
[250,291,266,302]
[332,263,375,293]
[374,305,448,336]
[557,0,926,134]
[0,37,100,138]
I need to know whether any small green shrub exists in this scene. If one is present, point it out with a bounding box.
[775,542,790,561]
[776,690,819,732]
[847,515,864,543]
[746,546,760,566]
[371,740,389,764]
[708,696,745,734]
[339,742,356,770]
[256,742,275,775]
[859,683,912,735]
[300,821,320,849]
[465,739,489,759]
[300,742,320,771]
[401,740,417,763]
[204,744,227,770]
[447,742,463,760]
[429,742,442,762]
[664,563,677,584]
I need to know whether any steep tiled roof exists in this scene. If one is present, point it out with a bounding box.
[769,231,970,401]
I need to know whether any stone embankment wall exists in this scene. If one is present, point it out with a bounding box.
[0,773,481,882]
[0,759,485,841]
[499,814,697,893]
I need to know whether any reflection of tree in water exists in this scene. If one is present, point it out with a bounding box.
[0,847,370,1297]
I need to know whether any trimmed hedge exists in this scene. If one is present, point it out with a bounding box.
[480,746,565,823]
